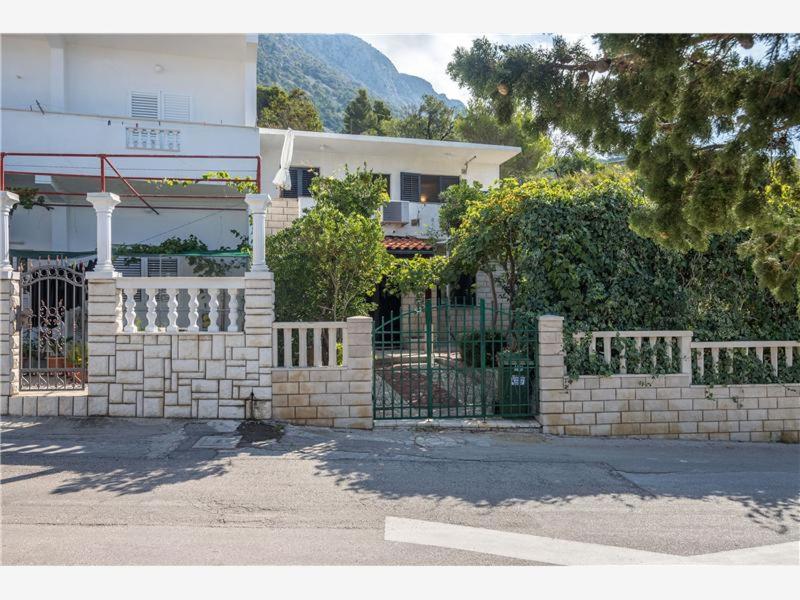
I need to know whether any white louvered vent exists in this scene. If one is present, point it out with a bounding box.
[146,257,179,277]
[130,92,160,119]
[146,257,179,303]
[162,93,191,121]
[113,257,143,301]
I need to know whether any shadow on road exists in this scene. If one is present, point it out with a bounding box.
[1,418,228,495]
[1,417,799,534]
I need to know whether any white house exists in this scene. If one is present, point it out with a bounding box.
[2,33,520,318]
[1,33,261,270]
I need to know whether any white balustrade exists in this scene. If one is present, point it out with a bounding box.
[123,288,137,333]
[227,290,239,333]
[574,329,799,381]
[273,322,348,368]
[691,340,800,377]
[208,289,220,333]
[145,288,158,332]
[574,330,694,375]
[116,277,245,333]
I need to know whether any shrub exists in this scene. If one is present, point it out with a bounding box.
[459,329,507,367]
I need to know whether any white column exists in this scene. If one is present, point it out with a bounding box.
[0,192,19,272]
[244,193,271,272]
[86,192,121,276]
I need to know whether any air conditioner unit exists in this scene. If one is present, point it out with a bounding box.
[382,200,410,224]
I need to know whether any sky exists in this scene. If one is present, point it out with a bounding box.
[357,34,591,104]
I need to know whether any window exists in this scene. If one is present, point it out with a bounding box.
[400,173,460,203]
[280,167,320,198]
[130,91,191,121]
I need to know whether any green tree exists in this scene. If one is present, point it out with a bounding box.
[448,34,800,309]
[265,167,391,321]
[256,84,323,131]
[511,172,800,340]
[385,254,450,304]
[447,179,527,316]
[455,101,550,179]
[390,95,457,141]
[342,89,393,135]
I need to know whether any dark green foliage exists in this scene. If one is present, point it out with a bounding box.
[692,349,800,386]
[455,100,550,179]
[448,34,800,309]
[308,164,389,218]
[8,187,49,215]
[256,85,323,131]
[459,329,507,367]
[389,95,457,141]
[265,167,392,321]
[508,174,799,340]
[342,89,392,135]
[113,234,248,277]
[438,180,485,233]
[516,175,689,332]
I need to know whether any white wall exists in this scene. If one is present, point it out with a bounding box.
[260,145,502,238]
[1,34,254,127]
[0,36,52,111]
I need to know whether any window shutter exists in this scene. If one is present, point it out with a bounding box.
[300,168,320,197]
[162,93,191,121]
[281,168,299,199]
[439,176,461,198]
[400,172,420,202]
[130,92,160,119]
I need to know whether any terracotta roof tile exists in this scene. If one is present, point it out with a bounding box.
[383,236,434,252]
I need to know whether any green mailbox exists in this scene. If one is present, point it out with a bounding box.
[496,351,534,416]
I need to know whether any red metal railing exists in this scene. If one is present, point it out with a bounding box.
[0,152,262,214]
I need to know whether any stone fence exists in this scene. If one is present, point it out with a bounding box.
[0,191,374,428]
[537,316,800,442]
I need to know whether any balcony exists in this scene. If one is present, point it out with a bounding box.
[1,108,259,181]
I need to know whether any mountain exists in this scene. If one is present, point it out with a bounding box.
[257,34,465,131]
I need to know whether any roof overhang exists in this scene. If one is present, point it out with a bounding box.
[260,129,521,166]
[7,34,255,61]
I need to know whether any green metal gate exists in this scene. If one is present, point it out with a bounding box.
[373,299,538,420]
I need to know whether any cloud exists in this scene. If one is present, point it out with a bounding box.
[357,34,592,104]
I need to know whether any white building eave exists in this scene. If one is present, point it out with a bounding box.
[259,128,522,165]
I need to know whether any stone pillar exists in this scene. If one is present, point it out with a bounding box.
[85,273,121,416]
[244,270,274,419]
[86,192,120,276]
[0,191,19,273]
[244,194,271,272]
[0,271,21,415]
[339,316,374,429]
[537,315,570,434]
[84,192,122,416]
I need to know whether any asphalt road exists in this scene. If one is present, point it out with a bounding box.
[1,417,798,565]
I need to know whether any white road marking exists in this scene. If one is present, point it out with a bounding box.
[384,517,800,566]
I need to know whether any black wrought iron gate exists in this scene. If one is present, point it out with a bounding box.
[18,259,88,391]
[372,299,538,420]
